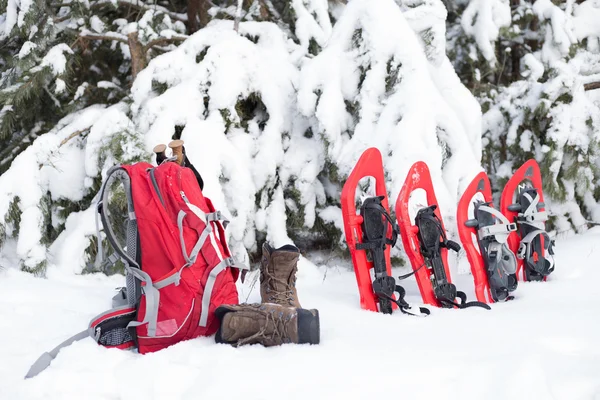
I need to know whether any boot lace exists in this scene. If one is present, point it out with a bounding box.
[234,306,294,347]
[264,268,296,306]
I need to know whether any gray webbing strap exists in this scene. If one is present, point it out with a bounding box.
[198,257,237,327]
[476,205,517,243]
[518,192,548,228]
[24,328,94,379]
[177,210,218,265]
[154,272,182,289]
[124,266,159,337]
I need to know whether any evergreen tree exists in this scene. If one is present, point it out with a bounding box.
[475,0,600,234]
[0,0,341,274]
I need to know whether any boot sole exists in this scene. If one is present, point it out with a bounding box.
[297,309,320,345]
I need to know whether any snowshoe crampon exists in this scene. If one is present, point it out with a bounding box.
[341,148,429,316]
[396,161,490,311]
[500,159,555,282]
[457,172,518,304]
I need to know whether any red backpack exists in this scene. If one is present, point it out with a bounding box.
[25,160,247,378]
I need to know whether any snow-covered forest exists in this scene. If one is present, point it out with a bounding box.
[0,0,599,275]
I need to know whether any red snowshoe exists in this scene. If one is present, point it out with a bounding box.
[457,171,518,304]
[341,148,428,316]
[500,160,555,282]
[396,162,490,310]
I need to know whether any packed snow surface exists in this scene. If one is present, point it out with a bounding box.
[2,228,600,399]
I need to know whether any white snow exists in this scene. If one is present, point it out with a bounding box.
[461,0,511,65]
[18,41,37,59]
[90,15,106,34]
[2,227,600,399]
[532,0,578,64]
[40,44,74,75]
[2,0,18,38]
[54,79,66,94]
[572,0,600,41]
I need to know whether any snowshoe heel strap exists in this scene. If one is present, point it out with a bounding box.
[372,276,396,299]
[434,282,457,304]
[440,291,492,310]
[373,281,431,317]
[517,229,555,276]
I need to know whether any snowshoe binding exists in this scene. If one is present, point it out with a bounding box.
[500,160,555,282]
[341,148,429,316]
[414,205,490,310]
[457,172,518,303]
[357,196,429,316]
[396,161,490,310]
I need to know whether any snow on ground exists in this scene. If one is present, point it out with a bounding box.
[2,228,600,400]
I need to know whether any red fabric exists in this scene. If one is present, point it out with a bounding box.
[121,162,240,354]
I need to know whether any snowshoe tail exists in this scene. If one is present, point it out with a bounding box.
[500,160,555,282]
[457,172,518,304]
[396,162,490,310]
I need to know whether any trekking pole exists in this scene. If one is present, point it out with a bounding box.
[168,140,185,166]
[180,144,205,190]
[153,144,167,165]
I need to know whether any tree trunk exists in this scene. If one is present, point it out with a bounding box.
[198,0,210,29]
[508,0,520,84]
[128,31,146,79]
[187,0,199,34]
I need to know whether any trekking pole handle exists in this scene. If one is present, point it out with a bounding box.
[169,140,185,166]
[153,144,167,165]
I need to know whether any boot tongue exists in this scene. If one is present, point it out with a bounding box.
[221,313,262,342]
[268,252,298,303]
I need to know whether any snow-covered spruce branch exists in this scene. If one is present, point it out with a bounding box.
[79,31,187,51]
[59,128,89,147]
[144,36,188,50]
[89,0,188,22]
[79,33,128,44]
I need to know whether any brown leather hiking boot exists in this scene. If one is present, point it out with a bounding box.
[260,242,302,307]
[214,303,320,347]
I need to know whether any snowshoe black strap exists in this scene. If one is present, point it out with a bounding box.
[373,280,430,317]
[415,205,490,311]
[439,291,491,310]
[355,196,399,251]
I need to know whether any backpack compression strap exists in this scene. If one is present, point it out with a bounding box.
[516,191,555,276]
[415,206,491,311]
